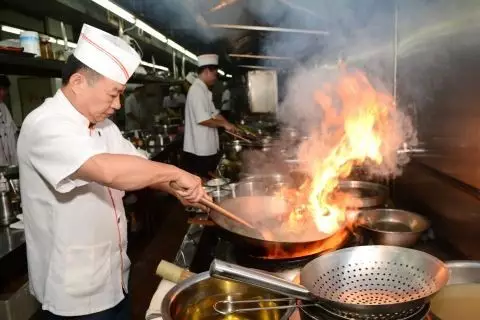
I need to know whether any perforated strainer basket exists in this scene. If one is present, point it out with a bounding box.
[210,246,449,319]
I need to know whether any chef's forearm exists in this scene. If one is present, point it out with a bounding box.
[74,153,182,191]
[151,181,173,193]
[199,118,226,128]
[215,114,227,122]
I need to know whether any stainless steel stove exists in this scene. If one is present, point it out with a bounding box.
[174,209,461,320]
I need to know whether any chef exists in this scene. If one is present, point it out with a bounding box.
[124,84,145,130]
[183,54,236,178]
[221,81,232,120]
[162,86,178,109]
[0,75,17,166]
[184,71,197,89]
[17,24,207,319]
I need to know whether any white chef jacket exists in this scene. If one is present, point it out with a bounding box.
[17,90,144,316]
[162,95,178,109]
[221,89,231,111]
[0,102,18,165]
[183,78,220,156]
[174,92,186,105]
[124,93,142,131]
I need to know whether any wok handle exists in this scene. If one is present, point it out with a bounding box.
[170,182,254,229]
[209,259,314,301]
[155,260,195,283]
[200,198,254,229]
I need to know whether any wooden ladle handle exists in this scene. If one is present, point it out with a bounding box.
[170,182,254,229]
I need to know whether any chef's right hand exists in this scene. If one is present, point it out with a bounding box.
[172,171,206,203]
[223,122,237,133]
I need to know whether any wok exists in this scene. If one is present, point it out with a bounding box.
[209,180,349,259]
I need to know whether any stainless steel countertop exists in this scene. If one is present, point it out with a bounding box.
[0,227,25,260]
[174,213,206,269]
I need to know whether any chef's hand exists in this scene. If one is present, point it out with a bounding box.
[223,122,237,133]
[173,193,209,212]
[171,171,207,203]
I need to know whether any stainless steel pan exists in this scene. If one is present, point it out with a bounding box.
[210,246,449,319]
[208,180,349,259]
[211,180,345,243]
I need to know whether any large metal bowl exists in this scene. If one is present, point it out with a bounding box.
[357,209,430,247]
[431,261,480,319]
[444,261,480,285]
[334,180,388,208]
[161,272,295,320]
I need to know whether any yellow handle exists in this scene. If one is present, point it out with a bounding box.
[155,260,194,283]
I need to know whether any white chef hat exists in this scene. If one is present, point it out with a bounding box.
[74,24,141,85]
[198,54,218,67]
[168,86,175,91]
[185,72,197,84]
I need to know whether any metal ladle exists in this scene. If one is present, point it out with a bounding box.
[214,298,318,315]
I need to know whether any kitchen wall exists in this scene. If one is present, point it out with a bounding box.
[392,0,480,258]
[6,76,59,126]
[395,0,480,188]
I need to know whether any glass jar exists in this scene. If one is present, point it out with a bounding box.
[39,35,53,59]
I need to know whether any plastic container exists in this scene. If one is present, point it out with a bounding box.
[19,31,40,56]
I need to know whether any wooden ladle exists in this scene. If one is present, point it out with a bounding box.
[170,182,254,229]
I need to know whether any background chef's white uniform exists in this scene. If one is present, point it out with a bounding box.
[162,95,178,109]
[17,23,141,316]
[0,102,17,165]
[183,78,220,156]
[221,85,231,112]
[124,92,142,130]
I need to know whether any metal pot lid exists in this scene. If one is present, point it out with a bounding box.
[204,178,231,187]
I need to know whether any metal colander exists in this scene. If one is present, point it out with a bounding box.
[210,246,449,319]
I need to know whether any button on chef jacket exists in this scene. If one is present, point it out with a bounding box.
[17,90,145,316]
[183,78,220,156]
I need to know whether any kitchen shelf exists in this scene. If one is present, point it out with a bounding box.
[0,52,63,77]
[0,52,178,84]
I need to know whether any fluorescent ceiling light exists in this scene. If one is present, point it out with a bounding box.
[217,69,225,76]
[1,25,24,35]
[226,74,232,78]
[56,40,77,48]
[90,0,135,24]
[238,65,277,70]
[166,39,185,54]
[135,20,167,43]
[88,0,197,60]
[140,61,169,72]
[184,50,198,61]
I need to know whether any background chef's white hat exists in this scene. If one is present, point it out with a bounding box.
[185,72,197,84]
[197,54,218,67]
[74,24,141,85]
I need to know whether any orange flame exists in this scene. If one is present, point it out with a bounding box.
[286,70,398,235]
